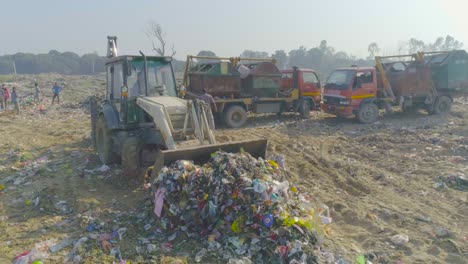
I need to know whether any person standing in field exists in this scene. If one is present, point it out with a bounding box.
[11,87,20,114]
[197,88,217,130]
[3,85,10,109]
[0,85,4,110]
[51,82,62,105]
[34,82,41,104]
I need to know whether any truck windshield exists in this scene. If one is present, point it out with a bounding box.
[127,60,176,97]
[325,70,355,89]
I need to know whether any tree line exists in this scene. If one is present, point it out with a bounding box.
[0,50,106,75]
[0,35,463,77]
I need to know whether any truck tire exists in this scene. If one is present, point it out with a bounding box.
[121,137,143,178]
[224,105,247,128]
[96,115,117,164]
[432,96,452,115]
[299,100,311,118]
[356,103,379,124]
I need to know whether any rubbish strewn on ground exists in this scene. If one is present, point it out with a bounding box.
[150,151,332,263]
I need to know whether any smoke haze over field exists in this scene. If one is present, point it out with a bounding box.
[0,0,466,59]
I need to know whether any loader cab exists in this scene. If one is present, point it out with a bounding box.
[322,67,377,117]
[105,55,177,126]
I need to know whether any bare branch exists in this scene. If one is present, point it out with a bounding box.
[171,44,177,57]
[146,20,176,57]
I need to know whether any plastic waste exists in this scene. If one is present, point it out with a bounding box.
[97,164,110,172]
[151,151,330,263]
[356,255,366,264]
[262,214,273,228]
[194,248,207,263]
[252,179,266,193]
[49,237,73,253]
[391,234,409,246]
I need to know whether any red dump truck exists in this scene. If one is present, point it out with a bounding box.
[183,56,321,128]
[321,50,468,123]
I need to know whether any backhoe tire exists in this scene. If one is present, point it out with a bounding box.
[356,103,379,124]
[96,115,117,164]
[224,105,247,128]
[121,137,143,178]
[432,96,452,115]
[299,100,311,119]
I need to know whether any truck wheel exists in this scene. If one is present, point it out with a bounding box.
[224,105,247,128]
[356,103,379,124]
[96,115,117,164]
[299,100,311,118]
[121,137,143,178]
[432,96,452,115]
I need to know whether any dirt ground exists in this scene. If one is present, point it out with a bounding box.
[0,74,467,263]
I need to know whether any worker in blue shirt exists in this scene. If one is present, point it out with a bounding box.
[51,82,62,105]
[11,87,20,114]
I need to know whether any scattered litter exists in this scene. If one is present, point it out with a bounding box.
[49,237,74,253]
[161,256,188,264]
[151,151,331,262]
[97,164,110,172]
[391,234,409,246]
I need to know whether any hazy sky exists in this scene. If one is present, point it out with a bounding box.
[1,0,466,60]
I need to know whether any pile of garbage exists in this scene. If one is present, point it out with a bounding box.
[151,151,332,263]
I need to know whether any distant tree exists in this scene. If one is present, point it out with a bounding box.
[408,38,426,53]
[441,35,463,50]
[241,50,269,59]
[367,42,380,59]
[195,50,218,63]
[197,50,217,57]
[335,51,349,60]
[289,46,308,68]
[272,50,287,69]
[319,40,334,56]
[146,20,176,56]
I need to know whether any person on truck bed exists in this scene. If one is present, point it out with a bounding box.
[198,88,217,130]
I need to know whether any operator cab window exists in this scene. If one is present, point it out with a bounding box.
[303,72,319,83]
[112,63,123,99]
[356,71,373,83]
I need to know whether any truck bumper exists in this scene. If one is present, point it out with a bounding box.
[321,104,354,117]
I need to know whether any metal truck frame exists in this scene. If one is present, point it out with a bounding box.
[183,56,319,128]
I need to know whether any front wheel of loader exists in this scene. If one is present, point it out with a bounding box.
[432,96,452,115]
[356,103,379,124]
[121,137,144,178]
[96,115,117,164]
[224,105,247,128]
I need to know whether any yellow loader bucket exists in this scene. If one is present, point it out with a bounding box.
[155,138,267,169]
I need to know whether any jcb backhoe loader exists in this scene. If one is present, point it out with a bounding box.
[90,36,267,176]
